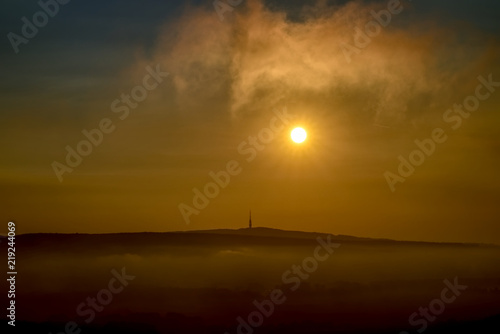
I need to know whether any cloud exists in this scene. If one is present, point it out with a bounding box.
[138,0,498,125]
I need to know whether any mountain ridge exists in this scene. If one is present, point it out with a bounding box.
[5,227,498,248]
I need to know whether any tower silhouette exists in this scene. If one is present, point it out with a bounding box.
[249,210,252,229]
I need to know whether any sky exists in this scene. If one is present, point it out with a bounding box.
[0,0,499,244]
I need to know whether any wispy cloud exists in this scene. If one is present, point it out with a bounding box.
[136,0,498,125]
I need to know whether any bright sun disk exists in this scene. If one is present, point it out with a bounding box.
[291,127,307,143]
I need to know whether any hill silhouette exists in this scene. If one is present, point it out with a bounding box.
[11,227,498,257]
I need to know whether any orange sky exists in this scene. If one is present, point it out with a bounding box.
[1,0,500,244]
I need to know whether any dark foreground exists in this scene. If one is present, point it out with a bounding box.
[2,228,500,333]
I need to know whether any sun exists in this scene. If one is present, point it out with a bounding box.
[291,127,307,143]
